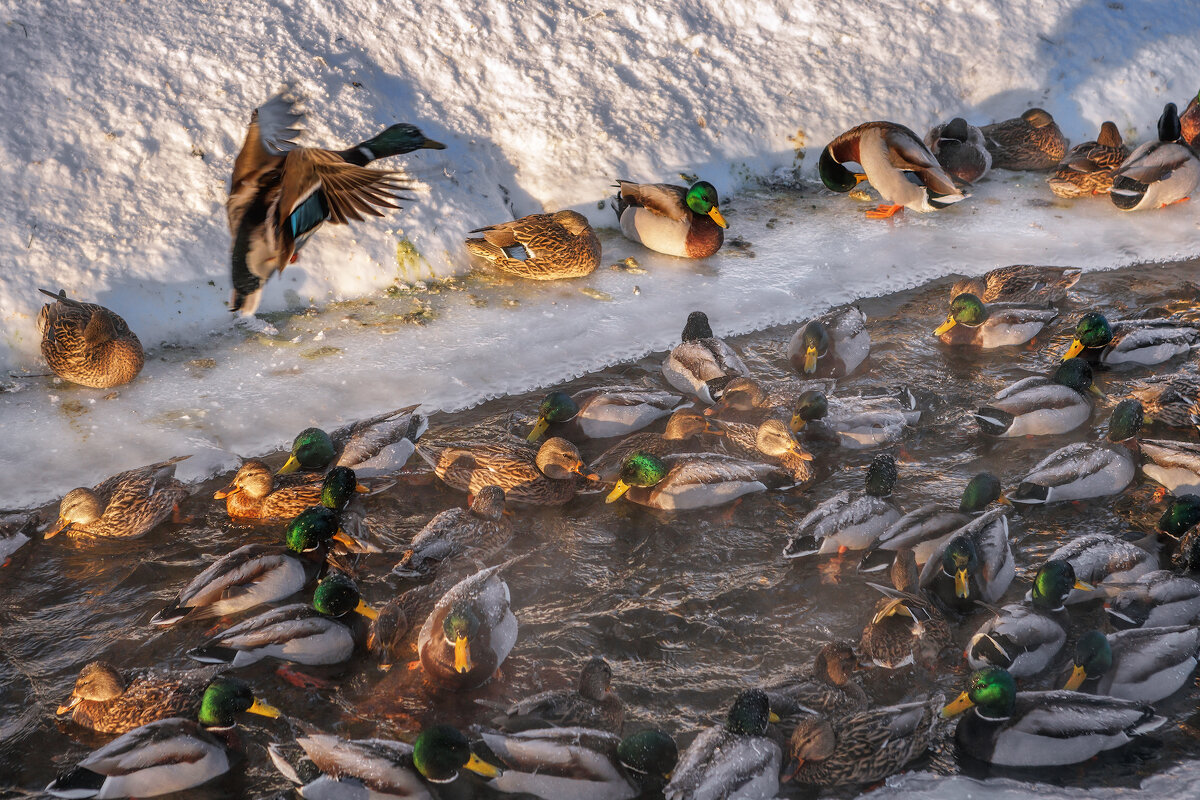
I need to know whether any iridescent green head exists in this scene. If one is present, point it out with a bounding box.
[280,427,336,473]
[1052,358,1094,393]
[367,123,446,157]
[312,572,363,617]
[1032,559,1088,610]
[818,145,863,193]
[865,454,898,497]
[942,667,1016,720]
[321,466,360,511]
[726,688,774,736]
[941,535,978,599]
[685,182,728,228]
[798,321,831,374]
[959,473,1002,513]
[1069,631,1112,688]
[197,677,280,727]
[443,604,481,645]
[1107,399,1144,442]
[529,391,579,442]
[1063,312,1113,359]
[412,724,500,782]
[607,452,668,503]
[790,389,828,432]
[284,506,339,553]
[947,293,989,327]
[618,730,679,782]
[1160,494,1200,538]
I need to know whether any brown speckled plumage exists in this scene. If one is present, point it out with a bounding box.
[37,288,143,388]
[859,550,951,670]
[215,460,323,520]
[47,456,189,539]
[981,108,1068,171]
[466,211,601,279]
[57,661,213,734]
[417,437,595,505]
[1181,92,1200,148]
[1048,122,1130,198]
[950,265,1081,304]
[1131,373,1200,430]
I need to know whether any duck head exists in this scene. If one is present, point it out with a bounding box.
[528,391,579,441]
[790,389,829,432]
[607,452,668,503]
[46,488,104,538]
[535,437,597,481]
[1062,312,1113,359]
[942,667,1017,720]
[198,677,281,728]
[313,572,378,620]
[412,725,501,782]
[1065,631,1112,691]
[279,427,336,473]
[1031,559,1093,612]
[934,293,988,335]
[685,182,727,228]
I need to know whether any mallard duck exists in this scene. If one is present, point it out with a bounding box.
[933,293,1058,348]
[1064,627,1200,703]
[605,451,784,511]
[703,377,836,426]
[1011,400,1143,504]
[813,389,921,449]
[369,567,468,672]
[1047,121,1130,198]
[392,486,511,578]
[787,306,870,377]
[1112,102,1200,211]
[858,473,1006,573]
[1106,570,1200,629]
[760,642,868,717]
[269,725,500,798]
[662,311,750,404]
[527,386,684,443]
[860,549,952,670]
[925,117,991,183]
[1159,493,1200,538]
[782,697,941,786]
[966,560,1092,678]
[819,122,966,218]
[1061,312,1200,366]
[973,358,1097,437]
[0,511,37,564]
[1130,373,1200,431]
[46,455,189,539]
[214,459,327,520]
[37,288,143,388]
[664,689,781,800]
[1182,88,1200,147]
[485,656,624,733]
[467,211,602,279]
[783,454,901,558]
[1141,438,1200,495]
[612,180,727,258]
[706,418,816,486]
[278,404,428,477]
[418,437,596,506]
[918,507,1014,613]
[418,561,518,690]
[941,667,1164,766]
[950,265,1081,305]
[56,663,279,735]
[1044,533,1158,604]
[188,572,379,668]
[226,91,443,315]
[480,727,678,800]
[589,409,717,482]
[980,108,1068,171]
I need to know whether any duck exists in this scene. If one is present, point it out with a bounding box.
[214,459,325,520]
[705,418,817,486]
[369,566,471,672]
[188,572,379,668]
[418,561,518,691]
[484,656,624,734]
[980,108,1068,171]
[1182,88,1200,147]
[1141,438,1200,495]
[950,265,1081,305]
[56,663,280,735]
[1009,399,1143,504]
[783,454,901,558]
[467,211,602,279]
[1130,373,1200,431]
[391,486,512,578]
[226,90,444,315]
[819,121,966,218]
[526,386,684,443]
[1112,102,1200,211]
[589,409,718,482]
[1063,627,1200,703]
[479,727,678,800]
[1061,311,1200,366]
[760,641,868,718]
[782,696,941,786]
[925,117,991,183]
[37,288,144,388]
[965,560,1093,678]
[1047,121,1130,198]
[860,549,952,670]
[858,472,1007,574]
[1106,570,1200,629]
[417,436,597,506]
[941,666,1164,767]
[664,689,781,800]
[612,179,727,258]
[932,293,1058,348]
[811,389,921,449]
[0,511,38,564]
[703,377,834,427]
[1044,532,1159,604]
[46,455,189,539]
[605,451,786,511]
[1159,493,1200,538]
[973,357,1097,437]
[662,311,750,404]
[269,725,501,799]
[787,306,870,378]
[918,507,1014,613]
[278,404,428,477]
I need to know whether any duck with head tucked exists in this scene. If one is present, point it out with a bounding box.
[418,437,597,506]
[37,288,143,388]
[612,179,727,258]
[860,549,952,670]
[980,108,1068,171]
[1048,121,1129,198]
[47,455,189,540]
[924,117,991,184]
[467,211,601,279]
[486,656,624,734]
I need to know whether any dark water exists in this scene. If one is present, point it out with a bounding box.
[2,259,1200,797]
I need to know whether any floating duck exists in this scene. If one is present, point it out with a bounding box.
[215,459,324,520]
[918,507,1014,612]
[933,293,1058,348]
[1106,570,1200,629]
[612,180,727,258]
[418,561,518,690]
[783,454,901,558]
[925,117,991,183]
[706,418,816,486]
[812,389,921,449]
[1112,102,1200,211]
[860,549,952,670]
[589,409,718,482]
[1064,627,1200,703]
[1141,438,1200,495]
[950,265,1081,305]
[47,455,189,539]
[1159,493,1200,538]
[467,211,601,280]
[484,656,624,733]
[761,641,868,717]
[1061,312,1199,366]
[980,108,1068,171]
[392,486,511,578]
[226,91,444,314]
[606,451,785,511]
[973,358,1097,437]
[1130,373,1200,431]
[37,288,143,388]
[787,307,870,378]
[278,404,427,477]
[662,311,750,404]
[1043,532,1159,604]
[418,437,597,506]
[664,689,780,800]
[527,386,683,443]
[1047,121,1129,197]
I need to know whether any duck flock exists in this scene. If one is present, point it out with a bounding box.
[9,87,1200,799]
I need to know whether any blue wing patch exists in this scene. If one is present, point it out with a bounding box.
[288,191,329,243]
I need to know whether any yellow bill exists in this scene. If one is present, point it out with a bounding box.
[933,316,957,336]
[605,480,632,503]
[768,710,781,724]
[789,414,807,433]
[804,345,818,373]
[355,599,380,621]
[1064,664,1088,691]
[465,752,502,779]
[1062,339,1085,360]
[708,206,728,228]
[278,455,301,474]
[1074,579,1095,591]
[44,517,71,539]
[955,567,970,599]
[454,634,472,674]
[854,173,868,184]
[247,697,282,718]
[56,695,81,715]
[527,417,550,442]
[940,690,975,719]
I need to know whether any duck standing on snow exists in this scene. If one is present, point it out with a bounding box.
[950,265,1081,305]
[662,311,750,404]
[932,292,1058,348]
[819,122,966,219]
[924,117,991,183]
[783,454,901,558]
[1061,311,1199,367]
[278,404,428,477]
[226,90,445,315]
[612,179,727,258]
[1064,627,1200,703]
[787,306,870,378]
[664,689,781,800]
[46,455,190,539]
[466,211,602,279]
[37,289,144,388]
[972,358,1097,438]
[1047,121,1129,198]
[980,108,1068,170]
[1112,102,1200,211]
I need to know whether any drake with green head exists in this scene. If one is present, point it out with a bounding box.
[1165,494,1200,571]
[918,507,1013,613]
[783,454,901,558]
[933,292,1058,348]
[605,449,783,511]
[1062,311,1199,366]
[278,404,427,477]
[1044,532,1158,605]
[418,562,518,690]
[665,689,781,800]
[1065,626,1200,703]
[787,307,870,378]
[589,408,718,482]
[974,358,1097,437]
[613,180,727,258]
[527,386,683,443]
